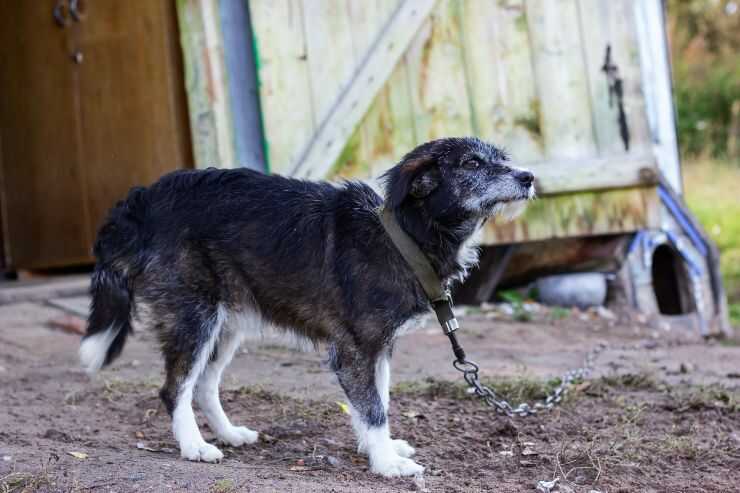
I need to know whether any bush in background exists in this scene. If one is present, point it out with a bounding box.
[668,0,740,161]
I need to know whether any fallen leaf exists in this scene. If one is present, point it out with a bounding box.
[135,431,144,439]
[67,451,88,459]
[521,447,538,456]
[336,401,350,415]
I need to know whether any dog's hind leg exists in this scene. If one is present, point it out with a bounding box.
[330,343,423,477]
[195,321,258,447]
[159,304,227,463]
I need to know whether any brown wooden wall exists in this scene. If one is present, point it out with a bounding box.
[0,0,192,269]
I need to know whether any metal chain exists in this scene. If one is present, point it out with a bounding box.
[452,339,666,417]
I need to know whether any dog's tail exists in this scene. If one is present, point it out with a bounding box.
[80,189,147,374]
[80,265,133,374]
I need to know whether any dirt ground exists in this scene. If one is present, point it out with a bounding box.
[1,285,739,492]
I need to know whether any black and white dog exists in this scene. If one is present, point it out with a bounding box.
[80,137,534,477]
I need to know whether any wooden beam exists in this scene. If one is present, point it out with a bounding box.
[291,0,437,179]
[176,0,236,168]
[528,152,658,195]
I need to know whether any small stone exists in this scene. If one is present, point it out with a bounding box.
[325,455,339,467]
[2,455,12,462]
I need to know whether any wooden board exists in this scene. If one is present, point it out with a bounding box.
[79,0,193,237]
[302,1,356,126]
[176,0,234,168]
[0,1,191,269]
[249,0,315,174]
[405,0,473,143]
[459,0,544,162]
[0,1,91,267]
[484,186,661,245]
[577,0,651,154]
[525,0,597,160]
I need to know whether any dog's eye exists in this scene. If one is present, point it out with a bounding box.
[462,159,480,170]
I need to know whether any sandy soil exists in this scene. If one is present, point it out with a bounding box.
[1,295,738,492]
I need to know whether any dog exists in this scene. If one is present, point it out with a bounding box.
[79,137,535,477]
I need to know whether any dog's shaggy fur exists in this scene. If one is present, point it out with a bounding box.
[80,137,535,477]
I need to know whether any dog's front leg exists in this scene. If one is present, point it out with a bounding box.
[331,344,423,477]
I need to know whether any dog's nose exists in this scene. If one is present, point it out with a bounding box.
[515,170,534,186]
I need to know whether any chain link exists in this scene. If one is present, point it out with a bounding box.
[452,340,666,417]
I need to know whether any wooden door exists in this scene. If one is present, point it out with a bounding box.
[0,0,192,269]
[0,0,91,268]
[75,0,192,235]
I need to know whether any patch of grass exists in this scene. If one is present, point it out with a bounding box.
[498,290,532,322]
[209,479,236,493]
[599,373,659,391]
[683,160,740,327]
[102,377,159,402]
[676,385,740,413]
[0,471,50,493]
[393,375,562,405]
[549,306,571,321]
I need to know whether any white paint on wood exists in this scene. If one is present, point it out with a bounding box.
[249,0,315,174]
[634,0,682,192]
[303,1,357,126]
[460,0,543,163]
[528,152,657,194]
[291,0,438,179]
[198,0,235,168]
[577,0,651,155]
[525,0,597,160]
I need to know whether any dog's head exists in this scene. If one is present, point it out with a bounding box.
[382,137,535,221]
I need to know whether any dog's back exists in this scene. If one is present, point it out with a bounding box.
[80,168,385,373]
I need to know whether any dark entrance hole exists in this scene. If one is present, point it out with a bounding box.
[651,244,694,315]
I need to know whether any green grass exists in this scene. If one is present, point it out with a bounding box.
[683,160,740,327]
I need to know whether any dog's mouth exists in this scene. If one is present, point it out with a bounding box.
[481,185,536,220]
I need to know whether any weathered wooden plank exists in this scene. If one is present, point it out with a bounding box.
[577,0,651,155]
[459,0,543,163]
[331,61,417,180]
[291,0,437,179]
[176,0,235,168]
[525,0,597,160]
[528,152,657,194]
[303,0,356,126]
[634,0,681,191]
[249,0,314,174]
[404,0,473,143]
[343,0,415,179]
[331,0,416,181]
[483,186,660,245]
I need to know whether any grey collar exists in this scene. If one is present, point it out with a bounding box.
[378,207,459,334]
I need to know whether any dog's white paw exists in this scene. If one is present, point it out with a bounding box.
[219,426,259,447]
[181,442,224,463]
[392,439,416,458]
[371,455,424,477]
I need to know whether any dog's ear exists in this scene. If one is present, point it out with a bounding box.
[385,156,440,208]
